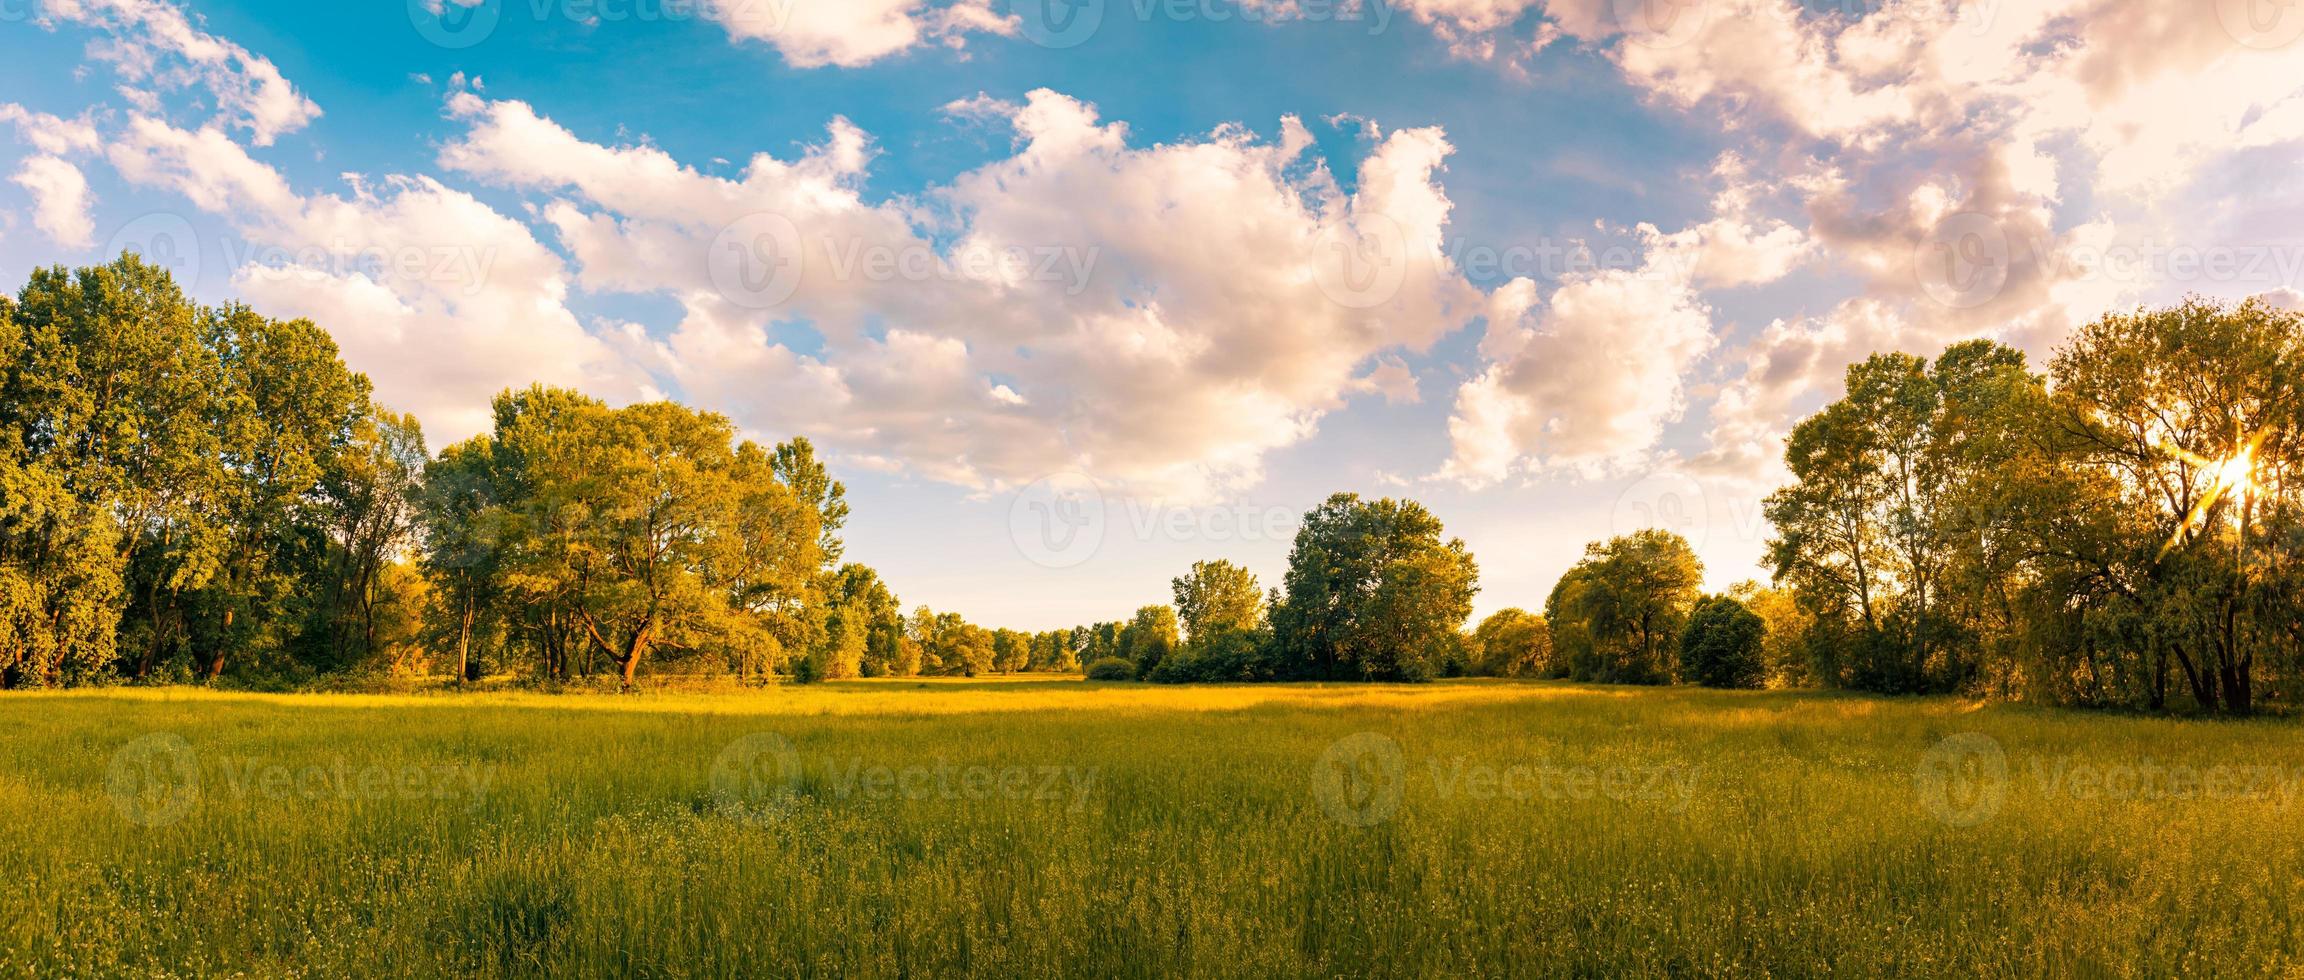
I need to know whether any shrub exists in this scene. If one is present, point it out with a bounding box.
[1084,657,1137,681]
[1680,595,1766,689]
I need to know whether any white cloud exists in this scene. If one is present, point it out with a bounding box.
[1440,250,1716,484]
[107,116,646,442]
[704,0,1014,68]
[440,88,1482,498]
[11,156,96,248]
[42,0,320,145]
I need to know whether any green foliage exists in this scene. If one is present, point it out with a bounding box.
[1083,656,1137,681]
[1171,560,1262,642]
[1548,530,1703,685]
[1267,493,1479,681]
[1466,608,1548,678]
[1118,604,1180,678]
[1679,595,1766,689]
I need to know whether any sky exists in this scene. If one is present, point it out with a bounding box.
[3,0,2303,631]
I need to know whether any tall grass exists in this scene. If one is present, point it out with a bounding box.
[2,680,2300,976]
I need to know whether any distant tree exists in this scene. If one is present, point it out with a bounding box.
[1084,656,1136,681]
[992,628,1031,673]
[1118,605,1180,678]
[1550,530,1702,685]
[1470,608,1550,677]
[1172,560,1262,642]
[1680,595,1766,689]
[1267,493,1479,681]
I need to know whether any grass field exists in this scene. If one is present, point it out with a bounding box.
[4,679,2303,977]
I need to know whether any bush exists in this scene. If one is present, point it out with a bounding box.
[1084,657,1138,681]
[1680,595,1766,689]
[1148,628,1272,684]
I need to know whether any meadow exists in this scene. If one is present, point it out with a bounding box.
[4,680,2303,978]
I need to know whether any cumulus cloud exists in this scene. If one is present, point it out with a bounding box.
[11,156,96,248]
[1,105,103,248]
[107,116,646,441]
[1398,0,2304,484]
[42,0,320,145]
[704,0,1014,68]
[1440,247,1717,485]
[440,88,1480,498]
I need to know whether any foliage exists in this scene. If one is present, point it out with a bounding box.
[1679,595,1766,689]
[1468,608,1550,678]
[1548,530,1703,685]
[1267,493,1479,681]
[1083,656,1137,681]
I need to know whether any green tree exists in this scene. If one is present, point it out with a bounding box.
[1469,608,1550,677]
[1172,560,1262,642]
[1680,594,1766,689]
[1267,493,1479,681]
[1551,530,1702,684]
[1118,604,1180,678]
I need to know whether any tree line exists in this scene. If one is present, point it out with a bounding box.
[0,255,1053,689]
[5,257,2298,712]
[1058,297,2304,715]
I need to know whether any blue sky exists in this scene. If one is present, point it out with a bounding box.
[4,0,2303,629]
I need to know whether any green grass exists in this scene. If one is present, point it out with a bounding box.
[4,680,2303,977]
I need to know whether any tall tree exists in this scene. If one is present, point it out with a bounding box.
[1267,493,1479,681]
[1171,559,1262,643]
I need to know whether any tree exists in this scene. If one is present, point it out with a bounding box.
[1117,604,1180,678]
[314,408,427,671]
[417,436,503,684]
[823,564,900,679]
[1551,530,1702,684]
[1766,341,2036,694]
[1267,493,1479,681]
[1469,608,1550,678]
[1172,560,1262,642]
[2015,298,2303,712]
[1680,595,1766,689]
